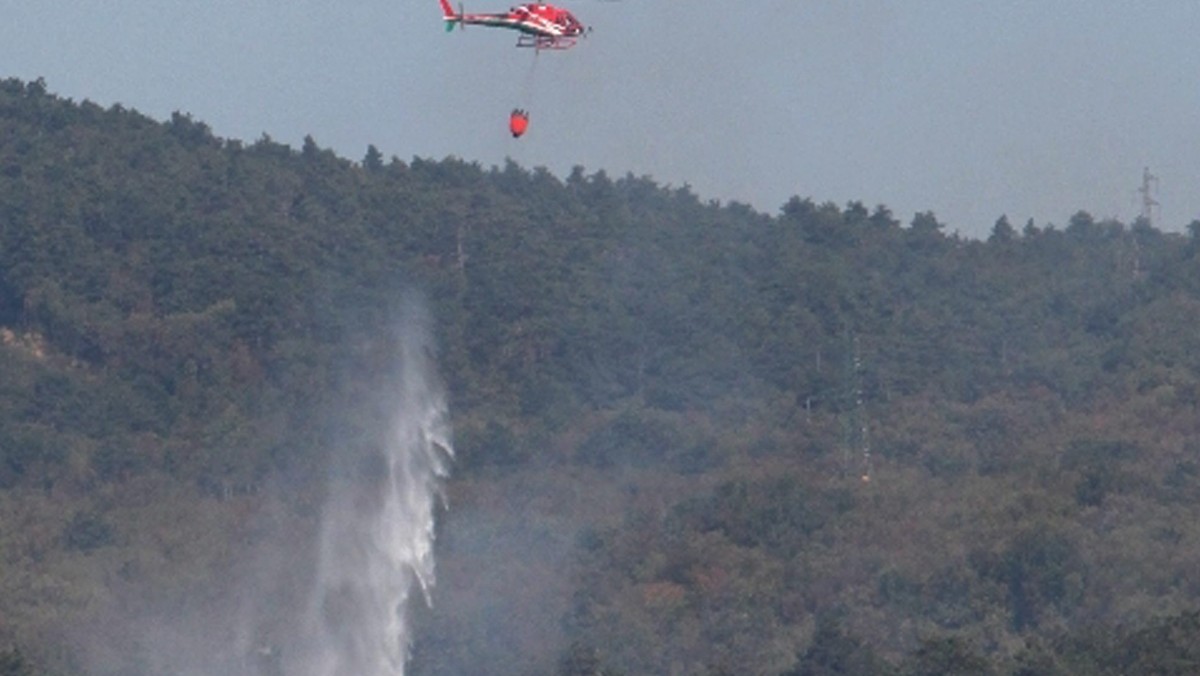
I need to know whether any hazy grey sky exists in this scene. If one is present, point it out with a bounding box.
[3,1,1199,238]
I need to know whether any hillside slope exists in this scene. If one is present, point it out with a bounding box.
[1,78,1200,674]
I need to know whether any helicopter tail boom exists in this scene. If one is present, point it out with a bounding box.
[439,0,463,30]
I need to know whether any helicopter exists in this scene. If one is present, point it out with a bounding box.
[438,0,588,50]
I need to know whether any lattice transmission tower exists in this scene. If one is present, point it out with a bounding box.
[1137,166,1160,227]
[841,334,872,483]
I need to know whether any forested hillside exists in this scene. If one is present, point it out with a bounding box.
[2,77,1200,675]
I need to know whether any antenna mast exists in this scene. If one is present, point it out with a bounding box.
[842,334,872,483]
[1137,166,1160,226]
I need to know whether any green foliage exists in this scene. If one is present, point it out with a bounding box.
[575,410,680,468]
[61,509,115,551]
[900,636,993,676]
[1061,439,1139,507]
[786,619,890,676]
[3,79,1200,675]
[973,525,1085,632]
[1106,611,1200,675]
[679,477,853,555]
[990,215,1017,243]
[557,642,625,676]
[0,647,33,676]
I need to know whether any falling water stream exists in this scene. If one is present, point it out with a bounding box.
[73,304,453,676]
[286,311,454,676]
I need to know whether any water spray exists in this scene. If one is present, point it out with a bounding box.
[289,302,454,676]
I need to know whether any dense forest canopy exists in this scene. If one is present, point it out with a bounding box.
[2,77,1200,674]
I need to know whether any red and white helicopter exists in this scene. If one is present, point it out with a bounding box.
[438,0,588,50]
